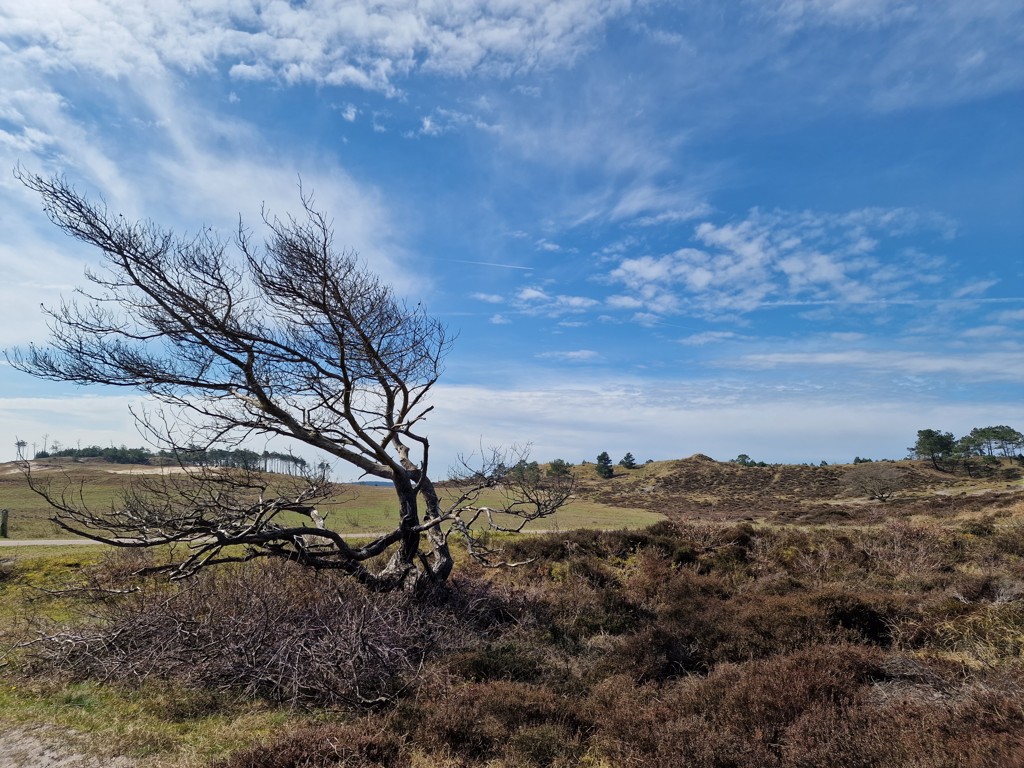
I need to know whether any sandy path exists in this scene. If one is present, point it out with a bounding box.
[0,540,102,548]
[0,727,135,768]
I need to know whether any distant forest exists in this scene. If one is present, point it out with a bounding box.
[33,445,309,474]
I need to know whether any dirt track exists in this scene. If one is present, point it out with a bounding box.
[0,540,99,548]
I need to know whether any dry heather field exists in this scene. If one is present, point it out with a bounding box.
[0,456,1022,767]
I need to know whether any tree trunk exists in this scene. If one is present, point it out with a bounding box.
[374,480,424,591]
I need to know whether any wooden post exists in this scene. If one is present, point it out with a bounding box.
[0,509,8,538]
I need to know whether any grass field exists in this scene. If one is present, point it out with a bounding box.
[0,461,663,540]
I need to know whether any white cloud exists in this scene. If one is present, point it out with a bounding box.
[513,288,600,317]
[536,349,600,362]
[418,115,442,137]
[423,381,1024,468]
[558,296,600,309]
[679,331,740,346]
[489,313,511,324]
[5,381,1021,470]
[959,325,1010,339]
[953,278,999,298]
[634,204,714,227]
[606,207,957,320]
[0,0,636,94]
[610,183,711,224]
[229,62,274,81]
[0,26,415,346]
[411,107,500,137]
[472,292,505,303]
[517,287,550,302]
[0,394,146,462]
[830,332,866,342]
[993,308,1024,324]
[759,0,1024,110]
[736,350,1024,381]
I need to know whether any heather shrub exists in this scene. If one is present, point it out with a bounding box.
[602,623,707,681]
[215,724,403,768]
[812,590,905,646]
[531,565,649,644]
[447,639,545,683]
[586,645,886,767]
[413,681,588,764]
[993,524,1024,556]
[12,516,1024,767]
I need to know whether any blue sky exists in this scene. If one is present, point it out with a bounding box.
[0,0,1021,471]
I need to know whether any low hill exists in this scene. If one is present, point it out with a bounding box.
[572,454,1024,525]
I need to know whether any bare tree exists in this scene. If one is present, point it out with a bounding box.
[7,170,572,591]
[841,463,906,502]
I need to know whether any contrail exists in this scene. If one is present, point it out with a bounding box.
[431,258,533,270]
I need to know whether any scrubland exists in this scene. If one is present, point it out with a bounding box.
[0,458,1022,767]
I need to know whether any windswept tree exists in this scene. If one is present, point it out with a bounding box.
[7,170,572,591]
[911,429,956,471]
[841,463,905,502]
[595,451,614,479]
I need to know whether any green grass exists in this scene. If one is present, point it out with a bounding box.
[0,678,305,767]
[321,484,663,532]
[0,461,664,540]
[0,551,318,767]
[0,462,135,538]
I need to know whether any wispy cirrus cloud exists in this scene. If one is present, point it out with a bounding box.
[736,349,1024,382]
[993,309,1024,324]
[536,349,601,362]
[679,331,744,346]
[409,107,500,138]
[761,0,1024,110]
[468,286,602,320]
[0,77,408,352]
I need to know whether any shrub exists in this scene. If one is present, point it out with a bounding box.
[586,645,886,767]
[26,559,511,707]
[962,516,996,536]
[215,723,403,768]
[993,525,1024,556]
[449,640,544,683]
[414,681,588,763]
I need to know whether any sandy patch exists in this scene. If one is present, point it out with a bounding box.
[105,467,191,475]
[0,727,135,768]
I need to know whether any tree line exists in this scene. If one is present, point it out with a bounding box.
[30,443,309,474]
[912,425,1023,474]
